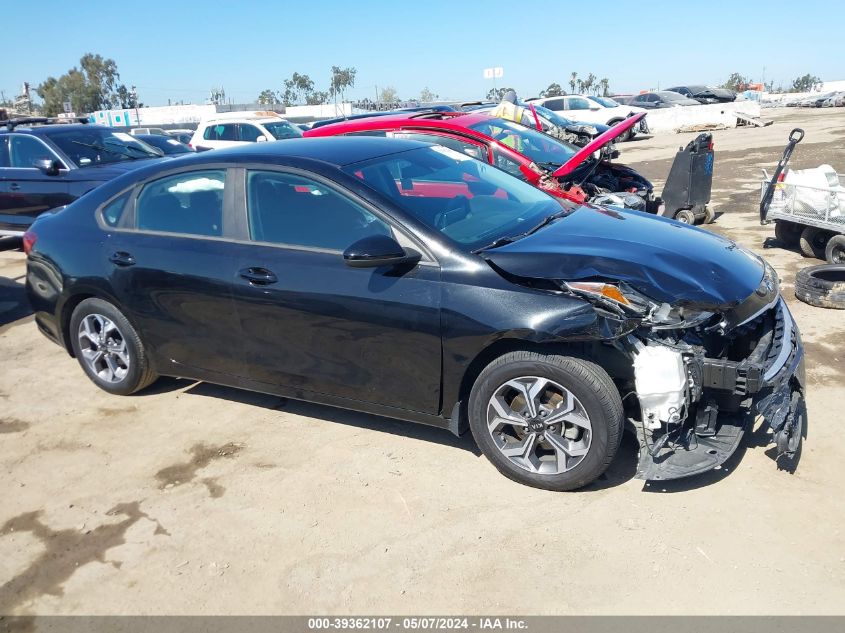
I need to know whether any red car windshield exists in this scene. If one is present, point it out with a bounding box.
[343,146,566,250]
[466,118,578,169]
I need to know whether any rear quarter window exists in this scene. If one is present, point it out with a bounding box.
[100,191,132,227]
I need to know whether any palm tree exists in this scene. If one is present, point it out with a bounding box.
[569,72,578,94]
[599,78,610,96]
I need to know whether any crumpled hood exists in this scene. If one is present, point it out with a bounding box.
[483,205,765,308]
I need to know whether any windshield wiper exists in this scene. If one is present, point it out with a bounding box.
[474,209,570,252]
[535,161,562,172]
[105,139,161,158]
[70,140,138,159]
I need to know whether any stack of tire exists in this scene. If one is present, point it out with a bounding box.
[775,220,845,309]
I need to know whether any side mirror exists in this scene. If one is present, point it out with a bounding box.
[255,135,268,143]
[343,234,421,268]
[34,158,62,176]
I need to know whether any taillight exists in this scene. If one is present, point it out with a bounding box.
[22,229,37,255]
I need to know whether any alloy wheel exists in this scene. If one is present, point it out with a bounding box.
[486,376,592,475]
[77,313,130,384]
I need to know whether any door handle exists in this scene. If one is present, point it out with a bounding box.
[239,267,277,286]
[9,183,20,191]
[109,251,136,267]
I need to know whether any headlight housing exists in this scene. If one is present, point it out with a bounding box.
[560,280,714,329]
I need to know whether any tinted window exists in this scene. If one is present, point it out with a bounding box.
[136,170,225,236]
[0,138,8,168]
[543,98,564,111]
[238,124,263,142]
[392,132,489,162]
[246,170,391,250]
[203,124,237,141]
[44,128,159,166]
[261,121,303,140]
[9,135,56,168]
[566,97,591,110]
[101,191,131,227]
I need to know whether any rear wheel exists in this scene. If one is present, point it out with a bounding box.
[775,221,803,247]
[69,298,157,395]
[468,351,624,491]
[799,227,830,259]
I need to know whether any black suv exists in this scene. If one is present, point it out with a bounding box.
[0,118,165,237]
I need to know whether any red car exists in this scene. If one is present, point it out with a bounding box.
[304,111,657,212]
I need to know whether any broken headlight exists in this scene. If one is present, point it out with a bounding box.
[561,281,714,329]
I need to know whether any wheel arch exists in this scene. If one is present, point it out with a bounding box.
[59,287,132,357]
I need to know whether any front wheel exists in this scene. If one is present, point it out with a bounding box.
[468,351,624,491]
[69,298,158,395]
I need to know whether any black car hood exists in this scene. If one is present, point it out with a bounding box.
[696,88,736,101]
[483,205,765,309]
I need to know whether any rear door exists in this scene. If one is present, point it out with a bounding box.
[105,167,246,379]
[0,134,71,232]
[230,167,443,414]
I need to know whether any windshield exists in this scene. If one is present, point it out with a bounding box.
[342,146,567,251]
[262,121,303,140]
[139,135,192,154]
[589,96,618,108]
[659,91,690,102]
[467,117,578,168]
[44,127,161,166]
[530,104,573,128]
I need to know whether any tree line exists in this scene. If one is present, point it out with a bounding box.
[720,72,823,93]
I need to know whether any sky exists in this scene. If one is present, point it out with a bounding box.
[2,0,843,107]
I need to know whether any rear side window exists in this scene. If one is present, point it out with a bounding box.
[203,124,237,141]
[101,191,131,227]
[135,170,226,237]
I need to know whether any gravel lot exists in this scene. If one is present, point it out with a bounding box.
[1,108,844,616]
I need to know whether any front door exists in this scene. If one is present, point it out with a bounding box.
[230,168,442,414]
[107,167,246,379]
[0,134,71,232]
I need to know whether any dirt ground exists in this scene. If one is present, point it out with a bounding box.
[1,108,844,616]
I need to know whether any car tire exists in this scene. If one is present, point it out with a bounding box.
[799,227,830,259]
[824,234,845,264]
[794,264,845,309]
[69,298,158,395]
[674,209,695,224]
[775,221,803,247]
[468,351,624,491]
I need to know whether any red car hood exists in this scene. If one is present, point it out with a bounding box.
[552,112,646,178]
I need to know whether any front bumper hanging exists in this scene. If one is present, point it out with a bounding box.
[636,298,805,481]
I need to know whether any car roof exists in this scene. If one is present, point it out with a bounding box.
[0,123,94,136]
[304,111,493,138]
[175,136,431,167]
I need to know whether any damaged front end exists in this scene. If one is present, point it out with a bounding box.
[561,265,805,481]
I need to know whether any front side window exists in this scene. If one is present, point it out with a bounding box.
[9,136,57,168]
[344,146,566,251]
[136,170,226,237]
[246,170,390,250]
[566,97,591,110]
[238,124,263,142]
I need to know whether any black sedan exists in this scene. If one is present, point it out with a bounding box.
[24,137,805,490]
[628,91,701,108]
[134,134,194,155]
[665,85,736,104]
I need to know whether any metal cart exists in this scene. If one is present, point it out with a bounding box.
[760,128,845,263]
